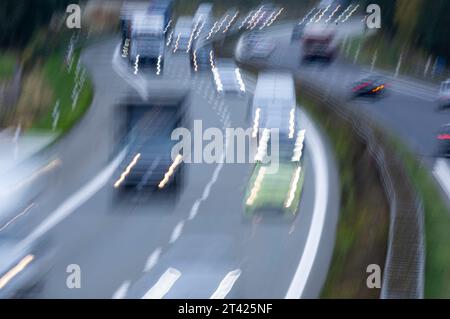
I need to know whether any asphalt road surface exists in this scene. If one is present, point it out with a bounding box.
[3,33,339,299]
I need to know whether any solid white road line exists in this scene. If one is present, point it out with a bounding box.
[210,269,242,299]
[284,111,330,298]
[433,159,450,200]
[144,247,162,272]
[112,280,131,299]
[141,267,181,299]
[17,149,127,250]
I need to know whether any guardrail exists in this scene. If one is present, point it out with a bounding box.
[298,78,425,299]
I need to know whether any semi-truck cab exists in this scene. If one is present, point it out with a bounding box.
[302,24,338,62]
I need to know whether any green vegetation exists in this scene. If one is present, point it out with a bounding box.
[298,95,389,299]
[391,140,450,298]
[32,51,93,133]
[359,0,450,61]
[0,53,16,80]
[343,32,444,83]
[0,2,95,134]
[354,0,450,81]
[345,35,398,71]
[299,89,450,298]
[11,50,93,135]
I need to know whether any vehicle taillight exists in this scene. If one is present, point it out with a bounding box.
[352,82,371,92]
[437,134,450,140]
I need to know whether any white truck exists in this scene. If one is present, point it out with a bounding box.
[249,72,297,135]
[129,13,165,68]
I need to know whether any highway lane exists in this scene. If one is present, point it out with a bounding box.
[32,44,239,298]
[124,80,340,299]
[240,21,450,203]
[109,34,340,299]
[2,27,339,298]
[113,44,339,299]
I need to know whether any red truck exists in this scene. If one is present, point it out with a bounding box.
[302,24,338,62]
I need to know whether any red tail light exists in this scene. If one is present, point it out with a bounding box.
[437,134,450,140]
[352,82,371,92]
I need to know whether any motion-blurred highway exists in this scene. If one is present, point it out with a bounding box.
[0,3,342,298]
[1,0,450,300]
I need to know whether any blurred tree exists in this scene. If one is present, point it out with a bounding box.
[358,0,450,61]
[416,0,450,59]
[0,0,72,48]
[394,0,423,47]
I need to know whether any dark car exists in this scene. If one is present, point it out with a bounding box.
[437,124,450,158]
[351,76,388,98]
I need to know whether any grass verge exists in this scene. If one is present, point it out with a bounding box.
[32,50,93,134]
[391,140,450,298]
[298,95,389,299]
[0,53,16,80]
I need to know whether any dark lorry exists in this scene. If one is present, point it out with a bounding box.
[113,86,190,192]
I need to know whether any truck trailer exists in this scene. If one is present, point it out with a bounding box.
[113,86,190,192]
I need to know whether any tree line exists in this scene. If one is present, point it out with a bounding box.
[0,0,73,48]
[360,0,450,60]
[5,0,448,61]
